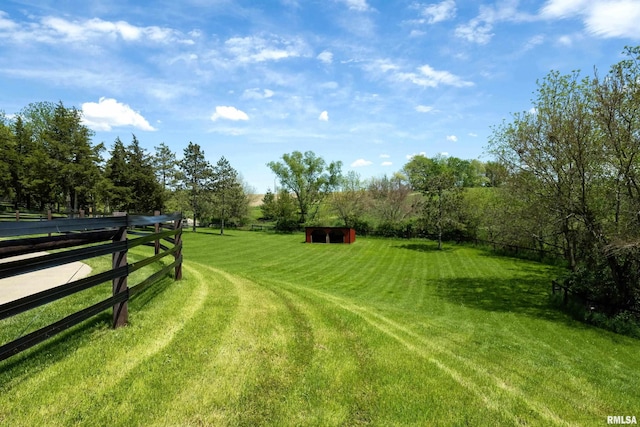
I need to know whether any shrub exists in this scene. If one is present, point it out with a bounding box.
[275,218,300,233]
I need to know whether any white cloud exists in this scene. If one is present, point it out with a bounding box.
[340,0,371,12]
[421,65,474,87]
[415,105,435,113]
[319,110,329,121]
[381,161,393,166]
[446,135,458,142]
[524,34,545,50]
[81,97,156,131]
[351,158,373,167]
[211,106,249,121]
[225,35,308,63]
[0,12,194,49]
[439,151,449,156]
[540,0,590,18]
[455,19,494,44]
[406,151,427,159]
[42,16,184,44]
[380,154,391,158]
[321,81,339,90]
[422,0,457,24]
[242,88,275,99]
[369,58,401,73]
[456,2,534,45]
[398,65,473,88]
[540,0,640,39]
[317,50,333,64]
[585,1,640,39]
[468,132,478,137]
[557,34,573,46]
[0,11,19,31]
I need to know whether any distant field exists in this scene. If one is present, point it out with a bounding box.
[248,194,264,207]
[1,230,638,426]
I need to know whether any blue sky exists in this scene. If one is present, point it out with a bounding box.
[1,0,640,193]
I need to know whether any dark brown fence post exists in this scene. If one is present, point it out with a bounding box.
[154,210,160,255]
[112,213,128,328]
[174,216,183,280]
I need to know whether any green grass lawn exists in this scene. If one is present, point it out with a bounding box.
[1,230,639,426]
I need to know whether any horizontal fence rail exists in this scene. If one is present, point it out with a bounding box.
[0,212,183,362]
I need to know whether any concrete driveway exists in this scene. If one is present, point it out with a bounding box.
[0,252,92,305]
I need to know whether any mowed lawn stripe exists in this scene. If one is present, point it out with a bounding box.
[161,263,315,426]
[159,261,378,425]
[80,263,238,426]
[0,263,213,425]
[265,276,568,426]
[192,231,640,425]
[1,230,639,426]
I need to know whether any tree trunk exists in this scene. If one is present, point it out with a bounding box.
[220,193,225,235]
[437,188,443,250]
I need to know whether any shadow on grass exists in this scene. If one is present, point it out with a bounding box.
[473,244,567,267]
[130,273,174,312]
[0,312,111,387]
[182,228,239,237]
[0,272,175,384]
[394,242,456,253]
[435,275,578,325]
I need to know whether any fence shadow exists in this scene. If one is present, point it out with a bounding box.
[129,274,174,313]
[0,312,111,386]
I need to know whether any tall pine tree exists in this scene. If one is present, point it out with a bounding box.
[179,142,212,231]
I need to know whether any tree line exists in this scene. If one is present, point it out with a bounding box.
[3,46,638,325]
[0,101,249,232]
[262,150,503,248]
[263,46,640,325]
[487,46,640,325]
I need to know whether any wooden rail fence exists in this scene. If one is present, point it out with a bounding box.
[0,212,183,362]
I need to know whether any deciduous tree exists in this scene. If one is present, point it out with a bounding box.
[267,151,342,223]
[331,171,368,228]
[404,155,463,249]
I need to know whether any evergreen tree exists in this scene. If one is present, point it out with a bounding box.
[45,102,100,213]
[18,102,57,210]
[179,142,212,231]
[261,189,277,220]
[0,115,15,203]
[125,135,163,213]
[11,116,33,209]
[153,142,178,192]
[212,156,241,235]
[103,137,132,212]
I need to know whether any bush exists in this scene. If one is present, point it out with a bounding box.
[343,218,370,236]
[274,218,300,233]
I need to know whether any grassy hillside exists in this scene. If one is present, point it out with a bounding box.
[1,231,638,426]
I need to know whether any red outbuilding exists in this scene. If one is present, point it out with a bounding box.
[305,227,356,244]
